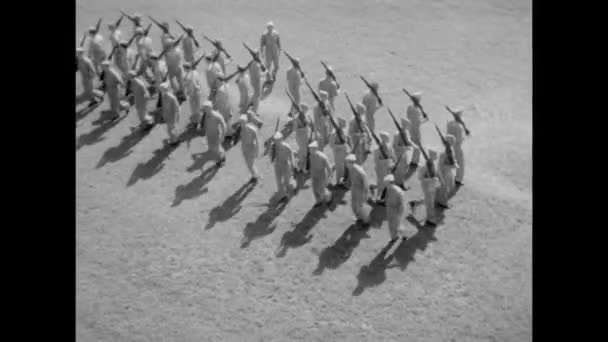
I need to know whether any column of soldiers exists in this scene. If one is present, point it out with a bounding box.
[76,14,471,244]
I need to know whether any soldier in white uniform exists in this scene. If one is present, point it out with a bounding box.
[312,90,332,150]
[329,117,349,188]
[248,49,264,111]
[286,57,302,112]
[446,108,467,186]
[345,154,372,225]
[436,134,459,209]
[127,70,154,130]
[182,26,196,63]
[86,26,106,74]
[159,82,181,146]
[318,66,339,111]
[309,141,334,207]
[348,103,372,165]
[383,174,407,243]
[392,119,415,188]
[260,21,281,80]
[239,114,261,183]
[270,132,296,202]
[183,62,203,129]
[76,47,102,107]
[202,100,227,168]
[362,82,380,132]
[406,91,426,167]
[289,103,313,173]
[417,149,441,227]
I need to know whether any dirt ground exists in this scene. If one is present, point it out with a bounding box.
[76,0,532,340]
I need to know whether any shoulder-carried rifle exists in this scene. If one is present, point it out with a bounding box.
[79,32,87,47]
[285,89,307,127]
[158,34,184,59]
[265,117,281,160]
[320,60,340,89]
[242,42,266,72]
[380,152,404,200]
[203,35,231,59]
[445,105,471,136]
[219,60,254,83]
[360,76,383,106]
[435,124,456,166]
[191,53,207,70]
[94,18,102,34]
[369,129,389,160]
[175,19,200,47]
[283,50,305,78]
[120,11,138,25]
[148,16,175,39]
[108,32,137,60]
[304,79,329,117]
[402,88,429,120]
[417,142,436,178]
[114,14,124,29]
[344,92,369,137]
[143,23,153,37]
[387,107,412,148]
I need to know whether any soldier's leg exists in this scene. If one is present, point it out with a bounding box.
[272,52,279,78]
[265,52,273,74]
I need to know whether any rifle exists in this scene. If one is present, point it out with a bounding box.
[369,129,389,160]
[303,79,330,117]
[203,35,232,59]
[402,88,429,120]
[219,60,254,83]
[175,19,200,47]
[114,14,124,29]
[305,121,316,171]
[320,60,340,89]
[283,50,305,78]
[108,32,138,60]
[386,107,412,148]
[120,11,138,25]
[445,105,471,136]
[285,89,307,127]
[158,34,184,59]
[143,23,153,37]
[191,53,207,70]
[148,16,175,39]
[344,92,370,141]
[242,41,266,72]
[360,76,383,106]
[435,124,456,166]
[94,18,102,34]
[79,32,87,47]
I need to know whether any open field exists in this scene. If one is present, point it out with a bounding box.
[76,0,532,340]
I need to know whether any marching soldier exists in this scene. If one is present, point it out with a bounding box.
[160,21,173,50]
[101,61,128,120]
[290,103,313,173]
[205,55,224,101]
[373,131,394,203]
[270,132,296,202]
[362,81,381,132]
[312,90,332,150]
[248,49,264,111]
[164,38,185,93]
[127,70,154,131]
[309,141,334,207]
[211,39,230,75]
[406,91,426,167]
[182,26,196,63]
[446,108,467,186]
[345,154,372,225]
[260,21,281,80]
[128,13,143,35]
[139,53,166,111]
[383,174,407,243]
[136,27,153,62]
[392,118,415,187]
[202,100,227,168]
[159,82,181,146]
[318,65,339,110]
[183,62,203,129]
[329,117,349,188]
[108,23,122,49]
[213,77,234,139]
[417,149,441,227]
[235,66,252,114]
[436,134,459,209]
[239,114,261,183]
[87,26,106,74]
[76,47,102,107]
[113,40,130,77]
[348,103,372,165]
[286,57,302,111]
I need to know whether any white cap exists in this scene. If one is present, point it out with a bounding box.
[76,47,84,53]
[379,131,390,143]
[239,114,248,123]
[273,132,283,140]
[400,118,411,129]
[101,60,111,67]
[159,82,170,91]
[319,90,328,99]
[202,100,213,109]
[383,174,395,184]
[308,140,318,149]
[345,154,356,163]
[412,91,422,101]
[445,134,456,145]
[128,70,137,77]
[267,21,274,28]
[452,107,464,115]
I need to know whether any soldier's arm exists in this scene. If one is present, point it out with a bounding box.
[259,35,265,55]
[276,34,281,52]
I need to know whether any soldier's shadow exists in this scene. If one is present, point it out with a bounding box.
[275,200,331,258]
[95,127,153,169]
[390,216,438,272]
[172,165,219,207]
[75,101,102,124]
[352,238,399,296]
[204,180,257,230]
[369,202,387,228]
[126,143,178,187]
[240,194,289,248]
[312,221,371,276]
[76,113,126,151]
[186,150,215,173]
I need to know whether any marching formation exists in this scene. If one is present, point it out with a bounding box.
[76,13,472,245]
